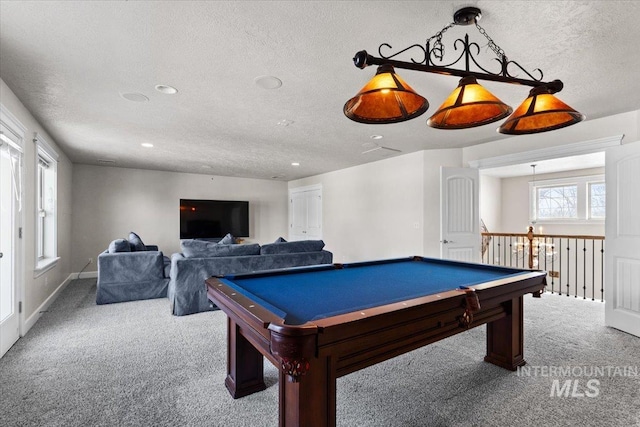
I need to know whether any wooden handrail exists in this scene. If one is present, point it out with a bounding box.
[482,232,605,240]
[482,226,605,269]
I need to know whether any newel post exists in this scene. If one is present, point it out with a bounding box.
[527,226,534,269]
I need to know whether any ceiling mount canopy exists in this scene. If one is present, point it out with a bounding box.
[344,7,584,134]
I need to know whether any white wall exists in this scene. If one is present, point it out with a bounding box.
[71,165,288,271]
[288,149,463,263]
[288,152,424,263]
[479,175,502,233]
[1,78,74,323]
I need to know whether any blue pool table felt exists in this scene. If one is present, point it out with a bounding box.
[220,259,528,325]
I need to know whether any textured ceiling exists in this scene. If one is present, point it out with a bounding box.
[1,1,639,181]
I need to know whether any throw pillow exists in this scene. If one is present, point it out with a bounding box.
[274,237,287,243]
[260,240,325,255]
[219,233,235,245]
[108,238,131,253]
[128,232,147,251]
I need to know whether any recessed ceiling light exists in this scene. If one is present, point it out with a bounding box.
[155,84,178,94]
[277,119,294,127]
[291,162,300,166]
[370,135,383,140]
[254,75,283,90]
[121,92,149,102]
[141,143,154,148]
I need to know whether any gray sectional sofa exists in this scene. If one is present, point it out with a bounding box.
[97,233,333,316]
[168,238,333,316]
[96,233,170,305]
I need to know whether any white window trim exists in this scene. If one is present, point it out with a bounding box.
[1,105,25,212]
[33,132,59,274]
[588,182,606,220]
[529,174,605,225]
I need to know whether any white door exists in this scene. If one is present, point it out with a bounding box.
[440,167,480,263]
[305,190,322,239]
[0,128,22,358]
[605,141,640,337]
[289,185,322,241]
[290,190,307,240]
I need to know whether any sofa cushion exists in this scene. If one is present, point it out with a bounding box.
[128,232,147,251]
[181,239,260,258]
[274,236,287,243]
[260,240,325,255]
[108,239,131,253]
[219,233,235,245]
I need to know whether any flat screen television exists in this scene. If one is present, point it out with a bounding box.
[180,199,249,239]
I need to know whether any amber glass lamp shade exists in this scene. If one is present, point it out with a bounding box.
[427,76,512,129]
[343,64,429,124]
[498,85,585,135]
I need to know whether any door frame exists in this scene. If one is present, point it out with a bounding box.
[1,103,26,356]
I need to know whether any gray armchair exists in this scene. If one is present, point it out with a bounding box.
[96,233,170,305]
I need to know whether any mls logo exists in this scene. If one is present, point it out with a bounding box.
[550,379,600,398]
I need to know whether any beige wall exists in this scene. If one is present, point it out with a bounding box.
[1,78,74,324]
[71,165,289,271]
[288,149,463,263]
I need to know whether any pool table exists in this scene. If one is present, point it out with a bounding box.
[206,256,547,427]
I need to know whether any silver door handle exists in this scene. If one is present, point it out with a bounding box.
[441,240,454,244]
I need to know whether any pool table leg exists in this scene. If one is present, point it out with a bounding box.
[279,355,337,427]
[225,318,267,398]
[484,296,526,371]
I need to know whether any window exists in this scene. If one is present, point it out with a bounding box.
[34,133,58,274]
[589,182,606,218]
[530,174,604,223]
[537,185,578,219]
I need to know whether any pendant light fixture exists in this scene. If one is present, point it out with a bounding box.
[343,64,429,124]
[344,7,584,134]
[498,81,585,134]
[427,76,512,129]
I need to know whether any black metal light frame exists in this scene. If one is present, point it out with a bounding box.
[350,7,564,95]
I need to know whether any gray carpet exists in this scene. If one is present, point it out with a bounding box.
[1,279,638,427]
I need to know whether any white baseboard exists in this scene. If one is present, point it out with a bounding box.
[76,270,98,279]
[23,273,73,335]
[22,271,97,336]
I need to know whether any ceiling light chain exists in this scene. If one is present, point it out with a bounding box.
[474,21,506,60]
[426,22,455,62]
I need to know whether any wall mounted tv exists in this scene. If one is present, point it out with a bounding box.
[180,199,249,239]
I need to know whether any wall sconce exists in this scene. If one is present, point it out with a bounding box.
[344,7,585,134]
